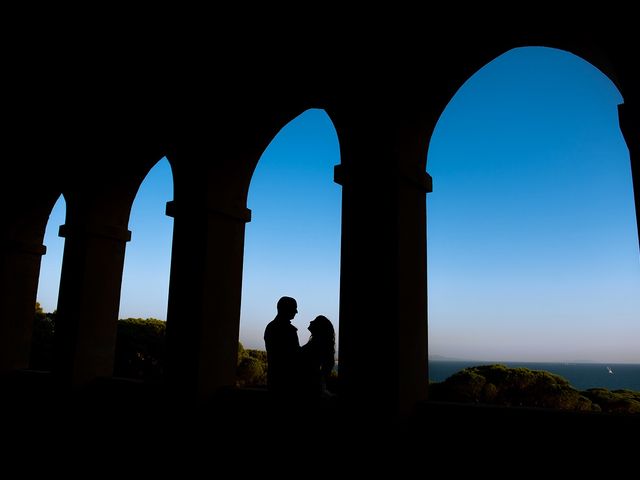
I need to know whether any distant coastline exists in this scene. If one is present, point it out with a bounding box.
[428,356,639,365]
[428,359,640,391]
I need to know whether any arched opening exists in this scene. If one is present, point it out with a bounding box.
[427,47,640,403]
[31,195,66,370]
[115,157,174,381]
[239,108,341,388]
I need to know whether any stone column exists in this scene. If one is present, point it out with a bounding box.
[334,116,432,417]
[164,199,250,402]
[0,238,46,371]
[53,222,131,385]
[618,103,640,247]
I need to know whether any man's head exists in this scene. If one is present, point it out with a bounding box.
[277,296,298,320]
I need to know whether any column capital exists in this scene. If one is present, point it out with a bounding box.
[334,164,433,193]
[3,238,47,256]
[166,200,252,223]
[58,224,132,242]
[618,103,639,140]
[618,101,639,114]
[618,102,640,250]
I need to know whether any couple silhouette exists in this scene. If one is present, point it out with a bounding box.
[264,296,335,399]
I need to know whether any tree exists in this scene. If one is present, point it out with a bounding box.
[29,302,55,370]
[113,318,166,380]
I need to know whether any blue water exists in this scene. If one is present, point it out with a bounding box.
[429,360,640,391]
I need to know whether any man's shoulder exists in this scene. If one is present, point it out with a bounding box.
[264,319,275,337]
[264,319,297,336]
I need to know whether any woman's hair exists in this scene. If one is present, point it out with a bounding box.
[310,315,336,367]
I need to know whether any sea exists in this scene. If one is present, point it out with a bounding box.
[428,360,640,392]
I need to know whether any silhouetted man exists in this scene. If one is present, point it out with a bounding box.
[264,296,300,394]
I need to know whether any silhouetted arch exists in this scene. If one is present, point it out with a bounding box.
[0,183,62,372]
[120,157,174,321]
[29,195,67,370]
[241,109,341,356]
[36,195,67,316]
[426,46,639,365]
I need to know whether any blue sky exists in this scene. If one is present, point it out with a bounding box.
[37,47,639,363]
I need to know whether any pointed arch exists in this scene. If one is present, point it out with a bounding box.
[427,46,640,365]
[36,195,67,315]
[119,157,175,321]
[240,108,341,358]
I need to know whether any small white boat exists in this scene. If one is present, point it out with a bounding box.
[606,366,613,374]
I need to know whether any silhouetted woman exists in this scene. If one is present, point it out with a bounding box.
[299,315,335,398]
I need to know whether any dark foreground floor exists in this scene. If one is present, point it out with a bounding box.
[3,371,638,471]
